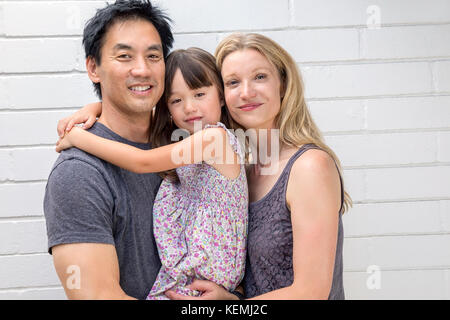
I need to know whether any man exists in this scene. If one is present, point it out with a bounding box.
[44,0,173,299]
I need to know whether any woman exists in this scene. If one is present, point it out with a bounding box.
[58,33,351,300]
[166,33,351,300]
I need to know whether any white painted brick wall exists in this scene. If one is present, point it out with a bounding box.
[1,0,449,300]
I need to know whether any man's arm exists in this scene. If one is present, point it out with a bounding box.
[52,243,136,300]
[44,157,133,300]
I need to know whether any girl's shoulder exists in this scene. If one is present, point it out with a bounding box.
[204,122,244,160]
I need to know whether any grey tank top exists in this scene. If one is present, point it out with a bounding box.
[243,144,345,299]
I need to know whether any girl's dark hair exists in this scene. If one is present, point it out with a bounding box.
[82,0,173,99]
[149,47,233,182]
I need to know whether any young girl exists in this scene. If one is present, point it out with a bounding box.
[56,48,248,300]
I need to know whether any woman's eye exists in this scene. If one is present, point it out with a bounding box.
[256,74,266,80]
[226,80,238,86]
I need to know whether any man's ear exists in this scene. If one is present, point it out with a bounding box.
[86,56,101,83]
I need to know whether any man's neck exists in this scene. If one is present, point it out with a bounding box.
[97,102,151,144]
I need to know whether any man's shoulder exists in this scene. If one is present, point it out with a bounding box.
[50,147,109,181]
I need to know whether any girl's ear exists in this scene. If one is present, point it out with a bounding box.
[86,56,101,84]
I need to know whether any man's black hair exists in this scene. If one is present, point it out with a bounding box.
[82,0,173,99]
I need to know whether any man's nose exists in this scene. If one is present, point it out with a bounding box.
[130,56,152,78]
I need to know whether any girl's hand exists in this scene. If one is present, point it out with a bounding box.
[165,280,239,300]
[55,127,81,153]
[57,102,102,138]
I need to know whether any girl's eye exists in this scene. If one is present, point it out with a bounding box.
[170,98,181,104]
[195,92,205,98]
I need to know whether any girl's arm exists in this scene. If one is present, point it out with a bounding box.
[56,126,239,174]
[249,149,341,300]
[57,102,102,137]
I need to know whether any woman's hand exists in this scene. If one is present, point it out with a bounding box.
[57,102,102,138]
[165,280,240,300]
[55,127,82,153]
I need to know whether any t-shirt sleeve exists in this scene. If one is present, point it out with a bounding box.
[44,158,115,254]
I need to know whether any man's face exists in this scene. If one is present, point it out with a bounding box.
[92,19,165,116]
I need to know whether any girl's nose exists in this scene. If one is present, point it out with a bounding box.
[184,100,198,113]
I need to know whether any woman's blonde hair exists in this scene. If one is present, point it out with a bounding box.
[215,33,352,213]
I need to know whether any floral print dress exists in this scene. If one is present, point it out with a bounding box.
[147,122,248,300]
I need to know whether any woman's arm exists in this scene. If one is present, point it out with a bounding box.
[57,102,102,137]
[56,126,238,174]
[250,149,341,300]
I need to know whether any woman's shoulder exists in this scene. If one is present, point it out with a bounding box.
[288,146,339,192]
[291,147,336,173]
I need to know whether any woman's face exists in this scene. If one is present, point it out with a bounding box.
[167,69,223,134]
[221,49,283,130]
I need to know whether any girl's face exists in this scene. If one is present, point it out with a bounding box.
[221,49,283,130]
[167,69,223,134]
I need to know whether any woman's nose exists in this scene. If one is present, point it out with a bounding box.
[240,81,256,99]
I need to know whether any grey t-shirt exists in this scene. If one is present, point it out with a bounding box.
[44,122,162,300]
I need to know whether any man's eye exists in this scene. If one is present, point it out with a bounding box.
[149,54,162,61]
[118,54,131,59]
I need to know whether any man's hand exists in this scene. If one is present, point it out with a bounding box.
[165,280,240,300]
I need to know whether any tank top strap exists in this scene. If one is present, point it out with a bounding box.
[279,143,344,214]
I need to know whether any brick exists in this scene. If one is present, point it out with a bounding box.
[301,62,432,99]
[441,201,450,232]
[341,169,365,203]
[0,147,59,182]
[292,0,450,27]
[0,254,59,289]
[365,166,450,200]
[344,201,446,237]
[0,39,80,73]
[325,132,437,167]
[308,100,365,133]
[438,132,450,162]
[434,61,450,92]
[0,2,5,36]
[0,183,46,218]
[367,96,450,130]
[0,287,66,300]
[173,33,219,55]
[263,29,359,62]
[0,110,74,146]
[3,1,104,36]
[344,235,450,271]
[158,0,290,33]
[0,74,98,109]
[344,269,448,299]
[0,220,48,255]
[362,25,450,60]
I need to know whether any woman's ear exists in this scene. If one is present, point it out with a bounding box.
[86,56,101,84]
